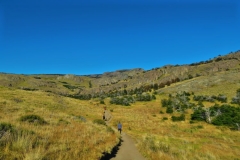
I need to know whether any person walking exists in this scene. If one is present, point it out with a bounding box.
[103,106,107,120]
[103,111,105,120]
[117,122,122,134]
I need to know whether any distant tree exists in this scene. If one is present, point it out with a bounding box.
[215,57,223,62]
[166,107,173,113]
[123,89,127,95]
[153,83,159,90]
[159,83,165,88]
[100,100,105,104]
[231,88,240,105]
[188,74,193,79]
[136,93,152,101]
[175,77,180,82]
[161,99,172,107]
[196,73,201,77]
[129,89,134,95]
[217,94,227,103]
[166,81,171,86]
[211,104,240,130]
[152,95,156,100]
[191,107,205,121]
[237,88,240,97]
[89,81,92,88]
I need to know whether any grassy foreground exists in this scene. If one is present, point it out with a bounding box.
[1,84,240,160]
[0,87,119,160]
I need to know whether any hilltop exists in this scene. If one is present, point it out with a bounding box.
[0,50,240,96]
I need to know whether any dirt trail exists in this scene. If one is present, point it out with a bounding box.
[101,110,147,160]
[101,130,147,160]
[110,132,147,160]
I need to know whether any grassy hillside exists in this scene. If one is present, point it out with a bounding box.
[106,87,240,159]
[0,50,240,159]
[0,87,119,160]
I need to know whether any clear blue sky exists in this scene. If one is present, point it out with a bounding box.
[0,0,240,75]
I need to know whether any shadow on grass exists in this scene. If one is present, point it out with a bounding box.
[100,138,123,160]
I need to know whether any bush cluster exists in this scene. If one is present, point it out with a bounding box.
[63,84,79,90]
[93,119,106,126]
[191,104,240,130]
[135,93,156,101]
[20,114,47,125]
[0,122,14,135]
[193,94,227,103]
[110,95,135,106]
[171,114,185,122]
[67,94,92,100]
[64,77,182,104]
[231,89,240,105]
[211,105,240,130]
[161,92,193,113]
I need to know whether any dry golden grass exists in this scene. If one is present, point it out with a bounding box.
[0,87,119,160]
[106,91,240,160]
[1,74,240,160]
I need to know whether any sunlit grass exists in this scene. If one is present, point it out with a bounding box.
[0,88,119,160]
[1,72,240,160]
[106,90,240,160]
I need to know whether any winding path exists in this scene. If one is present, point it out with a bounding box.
[109,132,147,160]
[101,131,147,160]
[101,110,147,160]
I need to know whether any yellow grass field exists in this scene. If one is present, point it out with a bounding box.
[0,87,119,160]
[107,98,240,160]
[1,82,240,160]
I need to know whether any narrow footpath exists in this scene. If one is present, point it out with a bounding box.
[101,131,147,160]
[101,110,147,160]
[110,132,147,160]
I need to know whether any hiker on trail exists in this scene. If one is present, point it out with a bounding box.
[118,122,122,134]
[103,106,106,120]
[103,111,105,120]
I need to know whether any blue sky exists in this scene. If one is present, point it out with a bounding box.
[0,0,240,75]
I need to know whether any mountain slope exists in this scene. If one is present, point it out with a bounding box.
[0,50,239,96]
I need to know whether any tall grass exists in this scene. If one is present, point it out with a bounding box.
[107,97,240,160]
[0,88,119,160]
[1,78,240,160]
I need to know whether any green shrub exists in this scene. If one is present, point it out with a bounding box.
[166,107,173,114]
[172,114,185,122]
[211,105,240,130]
[196,125,203,129]
[58,118,70,125]
[162,117,168,121]
[93,119,106,126]
[191,108,205,121]
[110,95,134,106]
[189,120,195,124]
[20,115,47,125]
[106,126,114,133]
[63,84,78,90]
[161,99,172,107]
[0,122,14,133]
[100,100,105,104]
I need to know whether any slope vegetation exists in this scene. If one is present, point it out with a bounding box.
[0,50,240,159]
